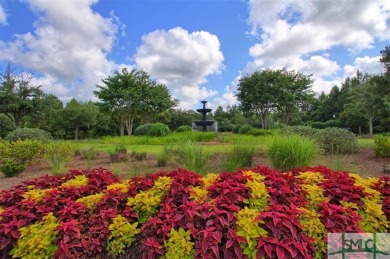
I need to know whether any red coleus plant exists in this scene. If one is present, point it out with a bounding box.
[0,166,388,259]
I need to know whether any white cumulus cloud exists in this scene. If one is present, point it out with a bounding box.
[215,0,390,103]
[0,0,124,101]
[134,27,224,109]
[0,5,6,25]
[344,56,383,78]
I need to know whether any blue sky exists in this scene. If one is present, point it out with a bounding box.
[0,0,389,109]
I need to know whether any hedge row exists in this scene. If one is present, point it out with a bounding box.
[0,167,389,258]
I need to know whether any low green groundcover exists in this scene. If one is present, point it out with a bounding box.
[0,167,389,258]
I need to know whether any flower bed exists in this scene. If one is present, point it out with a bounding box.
[0,166,389,258]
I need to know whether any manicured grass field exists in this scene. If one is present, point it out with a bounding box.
[74,133,272,154]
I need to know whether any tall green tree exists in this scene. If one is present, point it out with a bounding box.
[236,69,312,128]
[59,99,99,140]
[0,63,43,128]
[25,94,63,134]
[94,68,177,135]
[342,75,382,136]
[275,69,313,124]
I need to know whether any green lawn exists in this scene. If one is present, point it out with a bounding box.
[357,138,374,148]
[74,133,271,154]
[73,134,374,156]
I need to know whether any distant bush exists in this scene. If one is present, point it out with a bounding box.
[246,129,274,136]
[218,119,233,132]
[323,119,342,128]
[0,114,15,138]
[309,121,326,129]
[232,124,242,134]
[175,125,192,133]
[0,139,44,166]
[279,125,318,140]
[5,128,51,142]
[133,124,153,136]
[10,140,45,165]
[267,135,317,171]
[315,128,357,155]
[133,123,170,137]
[373,135,390,158]
[0,159,25,177]
[148,123,170,137]
[238,125,253,134]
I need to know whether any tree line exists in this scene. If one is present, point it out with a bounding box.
[0,45,389,139]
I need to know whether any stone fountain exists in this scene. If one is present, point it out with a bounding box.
[194,100,215,132]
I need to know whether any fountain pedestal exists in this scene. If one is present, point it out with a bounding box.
[194,100,214,132]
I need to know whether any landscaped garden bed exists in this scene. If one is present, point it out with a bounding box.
[0,166,389,258]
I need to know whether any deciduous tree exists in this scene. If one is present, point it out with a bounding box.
[94,69,177,135]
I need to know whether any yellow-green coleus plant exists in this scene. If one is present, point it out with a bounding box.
[10,212,59,259]
[163,228,195,259]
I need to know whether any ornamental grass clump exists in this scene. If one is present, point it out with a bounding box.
[175,142,209,175]
[45,141,76,175]
[267,134,317,171]
[222,143,255,172]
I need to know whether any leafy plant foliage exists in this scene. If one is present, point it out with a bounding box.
[0,166,389,258]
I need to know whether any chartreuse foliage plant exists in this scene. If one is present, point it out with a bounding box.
[10,212,59,258]
[0,166,389,258]
[107,215,140,257]
[127,176,173,223]
[163,228,195,259]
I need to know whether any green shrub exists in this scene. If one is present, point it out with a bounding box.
[133,124,153,136]
[309,121,326,129]
[175,142,208,175]
[218,119,233,132]
[5,128,51,142]
[246,129,274,136]
[232,124,242,134]
[148,123,170,137]
[279,125,318,139]
[175,125,192,133]
[267,135,317,172]
[0,114,15,138]
[10,140,45,165]
[315,128,357,155]
[0,159,25,177]
[222,143,256,172]
[45,141,76,175]
[323,119,342,128]
[238,125,253,134]
[373,135,390,158]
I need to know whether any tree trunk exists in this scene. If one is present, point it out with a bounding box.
[358,125,362,136]
[125,117,134,135]
[260,112,268,129]
[368,116,373,137]
[118,120,125,136]
[75,126,79,140]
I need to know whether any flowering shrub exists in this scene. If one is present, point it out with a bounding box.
[0,166,389,258]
